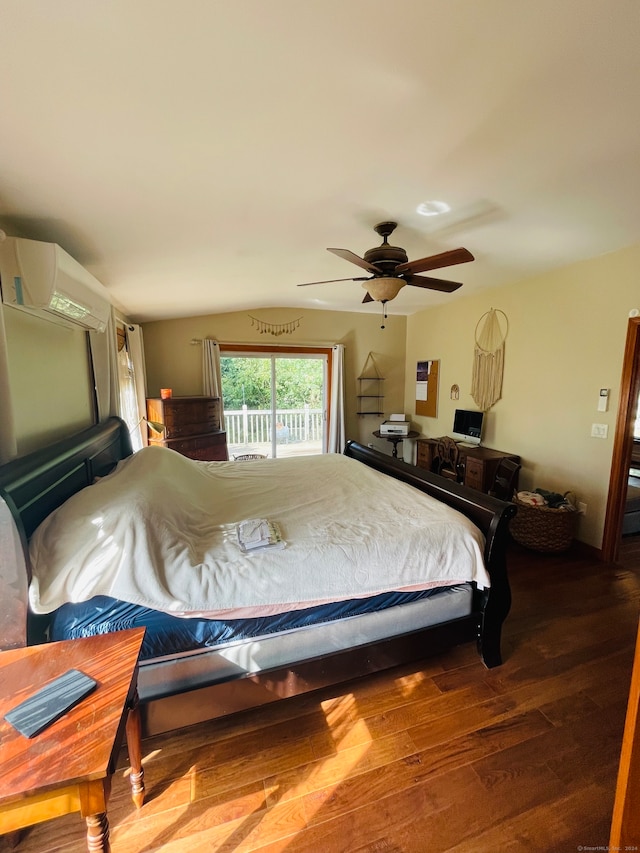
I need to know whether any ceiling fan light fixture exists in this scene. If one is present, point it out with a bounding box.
[364,277,405,302]
[417,200,450,217]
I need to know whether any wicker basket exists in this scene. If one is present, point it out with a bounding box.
[509,496,578,553]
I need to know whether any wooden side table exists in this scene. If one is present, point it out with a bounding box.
[0,627,146,852]
[373,430,420,458]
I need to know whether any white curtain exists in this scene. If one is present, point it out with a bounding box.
[202,339,225,429]
[328,344,345,453]
[89,307,120,422]
[0,303,17,464]
[125,324,148,448]
[90,312,148,449]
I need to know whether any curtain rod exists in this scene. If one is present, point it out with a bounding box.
[190,338,340,348]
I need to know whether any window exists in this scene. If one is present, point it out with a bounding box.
[220,345,332,458]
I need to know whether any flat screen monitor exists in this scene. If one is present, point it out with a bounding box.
[452,408,484,445]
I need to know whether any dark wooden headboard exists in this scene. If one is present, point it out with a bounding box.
[0,417,132,564]
[0,417,132,646]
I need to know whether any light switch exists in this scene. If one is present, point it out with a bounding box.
[591,423,608,438]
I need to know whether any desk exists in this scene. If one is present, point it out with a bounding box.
[373,430,420,458]
[0,628,146,852]
[416,438,520,494]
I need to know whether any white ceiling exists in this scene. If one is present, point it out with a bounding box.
[1,0,639,323]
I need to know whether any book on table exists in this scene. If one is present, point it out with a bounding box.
[5,669,97,738]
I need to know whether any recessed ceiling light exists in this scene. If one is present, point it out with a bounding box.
[416,200,450,217]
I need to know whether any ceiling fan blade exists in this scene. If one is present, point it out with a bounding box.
[395,247,474,276]
[328,247,382,274]
[405,274,463,293]
[297,276,371,287]
[362,292,374,303]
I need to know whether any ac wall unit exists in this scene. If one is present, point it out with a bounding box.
[0,237,111,332]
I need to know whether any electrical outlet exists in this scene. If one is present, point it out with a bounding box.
[591,423,608,438]
[577,502,587,515]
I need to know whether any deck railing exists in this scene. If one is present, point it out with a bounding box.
[224,405,324,447]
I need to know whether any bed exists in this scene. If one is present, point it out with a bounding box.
[0,417,516,737]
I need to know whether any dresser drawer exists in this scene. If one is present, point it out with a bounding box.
[464,456,485,491]
[150,432,228,461]
[147,396,221,438]
[416,440,433,470]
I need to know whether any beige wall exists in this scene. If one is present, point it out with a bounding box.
[142,307,408,450]
[405,242,640,549]
[2,304,94,454]
[0,217,95,455]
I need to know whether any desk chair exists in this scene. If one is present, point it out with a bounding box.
[489,457,521,501]
[433,437,464,483]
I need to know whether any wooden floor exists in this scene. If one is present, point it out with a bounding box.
[4,539,640,853]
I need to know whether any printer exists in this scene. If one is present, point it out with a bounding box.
[379,414,411,436]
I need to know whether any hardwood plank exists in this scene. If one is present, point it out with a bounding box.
[441,782,612,852]
[263,731,417,806]
[115,794,308,853]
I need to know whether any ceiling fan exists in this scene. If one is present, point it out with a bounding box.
[298,221,474,307]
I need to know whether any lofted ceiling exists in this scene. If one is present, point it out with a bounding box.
[0,0,639,323]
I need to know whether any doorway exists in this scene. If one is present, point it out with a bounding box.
[602,317,640,563]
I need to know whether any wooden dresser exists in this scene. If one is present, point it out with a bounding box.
[416,438,519,494]
[146,395,228,461]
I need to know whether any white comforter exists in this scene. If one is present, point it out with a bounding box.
[29,446,488,617]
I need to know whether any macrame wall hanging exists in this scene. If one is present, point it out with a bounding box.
[248,316,302,336]
[471,308,509,411]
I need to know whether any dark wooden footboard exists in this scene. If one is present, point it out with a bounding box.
[344,440,516,668]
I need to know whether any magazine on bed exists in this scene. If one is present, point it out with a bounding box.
[237,518,285,553]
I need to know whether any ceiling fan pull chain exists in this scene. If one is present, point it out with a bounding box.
[381,300,388,329]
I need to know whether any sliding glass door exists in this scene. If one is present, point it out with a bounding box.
[220,348,328,458]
